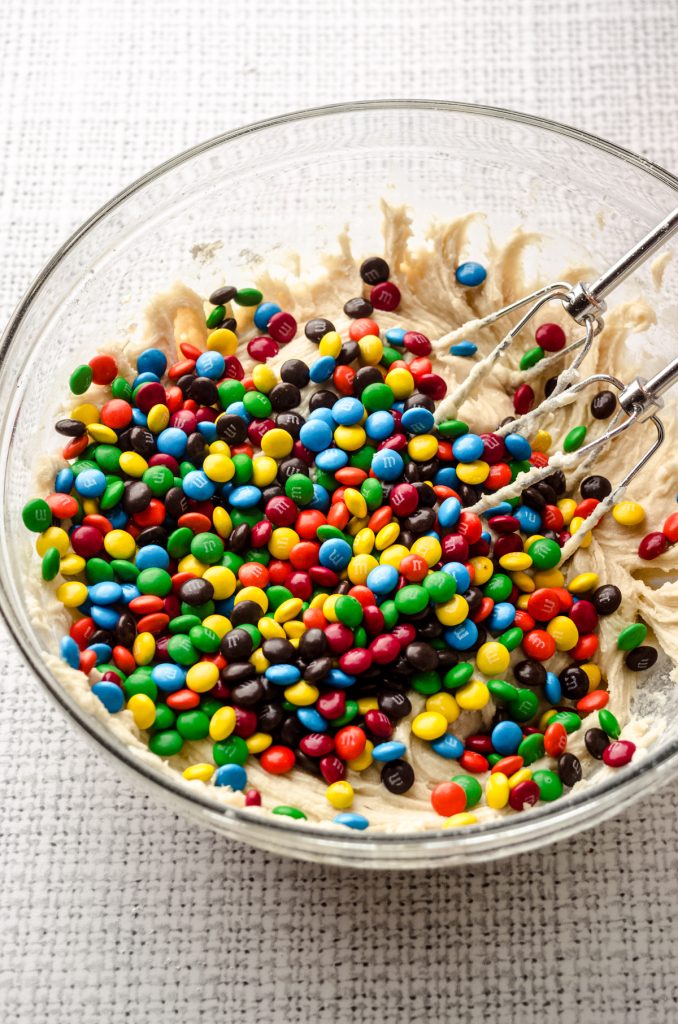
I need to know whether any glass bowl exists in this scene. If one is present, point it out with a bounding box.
[2,100,678,869]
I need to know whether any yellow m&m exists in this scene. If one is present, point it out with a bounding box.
[612,500,646,526]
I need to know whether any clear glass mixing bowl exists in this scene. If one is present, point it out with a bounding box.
[2,101,678,868]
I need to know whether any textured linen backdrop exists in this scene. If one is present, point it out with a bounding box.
[1,1,677,1021]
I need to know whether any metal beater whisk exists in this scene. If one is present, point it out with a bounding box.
[432,208,678,557]
[472,358,678,562]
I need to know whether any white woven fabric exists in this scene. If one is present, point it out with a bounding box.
[2,1,678,1021]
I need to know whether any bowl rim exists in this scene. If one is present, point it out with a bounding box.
[3,98,678,865]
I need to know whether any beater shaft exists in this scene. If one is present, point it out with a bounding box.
[620,353,678,418]
[564,207,678,323]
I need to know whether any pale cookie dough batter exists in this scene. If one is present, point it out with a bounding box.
[25,204,678,832]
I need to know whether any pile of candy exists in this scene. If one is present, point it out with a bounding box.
[21,255,660,831]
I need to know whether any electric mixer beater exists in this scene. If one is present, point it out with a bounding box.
[432,208,678,559]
